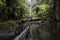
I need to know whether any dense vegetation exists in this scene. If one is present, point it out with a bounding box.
[0,0,54,20]
[0,0,60,40]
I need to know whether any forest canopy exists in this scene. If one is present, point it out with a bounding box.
[0,0,54,21]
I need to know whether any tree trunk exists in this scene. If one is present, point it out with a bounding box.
[51,0,60,40]
[6,0,10,7]
[53,0,60,21]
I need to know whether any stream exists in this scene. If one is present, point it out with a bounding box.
[14,20,42,40]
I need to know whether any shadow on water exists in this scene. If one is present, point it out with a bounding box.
[0,32,16,40]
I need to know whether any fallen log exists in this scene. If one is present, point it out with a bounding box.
[14,26,29,40]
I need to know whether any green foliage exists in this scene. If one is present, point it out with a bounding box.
[18,2,30,19]
[32,2,53,24]
[40,4,50,12]
[33,4,50,13]
[0,0,30,20]
[32,4,50,19]
[0,0,6,7]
